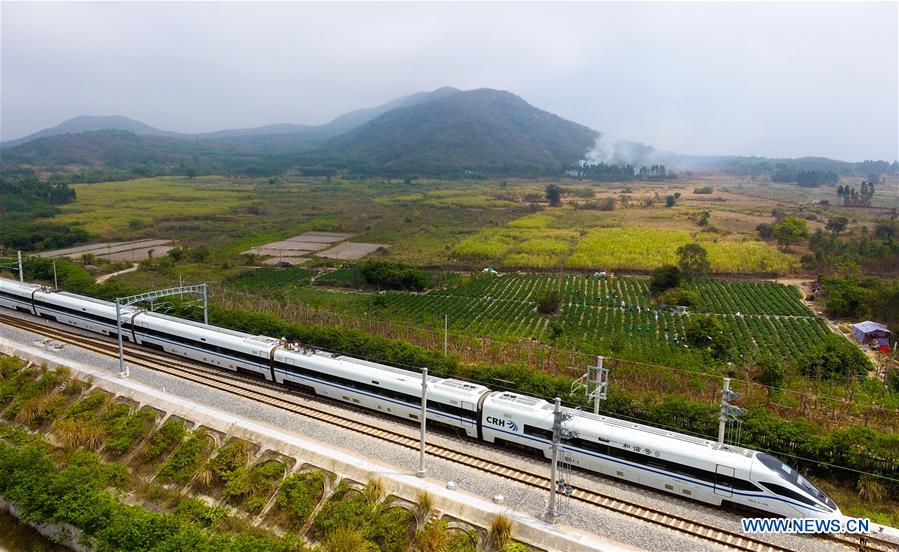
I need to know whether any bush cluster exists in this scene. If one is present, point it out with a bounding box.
[0,443,305,552]
[358,260,431,291]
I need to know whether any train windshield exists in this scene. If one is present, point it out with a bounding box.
[757,453,837,511]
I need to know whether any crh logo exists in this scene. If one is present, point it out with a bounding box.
[486,417,518,431]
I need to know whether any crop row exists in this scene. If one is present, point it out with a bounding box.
[692,281,812,317]
[224,267,312,290]
[435,274,809,316]
[382,290,828,364]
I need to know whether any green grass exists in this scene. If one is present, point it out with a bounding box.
[54,176,255,236]
[506,213,555,228]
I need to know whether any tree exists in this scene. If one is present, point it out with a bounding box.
[657,287,700,307]
[545,184,563,207]
[825,216,848,235]
[665,195,676,208]
[185,167,198,179]
[536,288,562,315]
[772,216,808,251]
[649,264,681,295]
[359,260,430,291]
[684,314,732,360]
[697,211,710,227]
[756,356,785,392]
[756,223,774,240]
[676,243,710,281]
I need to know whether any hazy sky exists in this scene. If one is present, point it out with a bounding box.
[2,2,897,161]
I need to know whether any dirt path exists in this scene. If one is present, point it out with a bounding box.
[95,264,139,284]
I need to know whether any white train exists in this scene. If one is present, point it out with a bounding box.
[0,277,840,519]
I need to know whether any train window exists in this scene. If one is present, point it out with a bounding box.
[569,440,760,492]
[569,437,609,455]
[758,482,815,506]
[523,425,553,440]
[757,453,833,508]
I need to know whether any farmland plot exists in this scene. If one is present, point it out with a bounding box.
[378,274,827,364]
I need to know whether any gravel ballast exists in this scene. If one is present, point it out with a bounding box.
[0,318,859,552]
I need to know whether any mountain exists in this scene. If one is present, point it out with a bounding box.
[194,87,464,151]
[325,88,598,171]
[0,129,236,167]
[6,87,880,176]
[1,115,177,147]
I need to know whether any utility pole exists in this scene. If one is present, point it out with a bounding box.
[718,377,744,446]
[547,397,562,523]
[717,378,729,446]
[17,251,23,282]
[443,314,448,356]
[116,299,128,378]
[590,356,607,415]
[202,283,209,324]
[416,367,428,477]
[571,356,608,415]
[114,284,208,380]
[52,261,58,290]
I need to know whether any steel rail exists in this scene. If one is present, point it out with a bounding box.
[2,313,894,552]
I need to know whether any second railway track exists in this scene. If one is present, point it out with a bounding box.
[1,312,893,552]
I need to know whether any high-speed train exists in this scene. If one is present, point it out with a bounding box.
[0,277,840,519]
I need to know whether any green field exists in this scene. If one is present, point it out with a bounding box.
[371,274,824,365]
[218,269,826,369]
[46,175,811,275]
[56,176,256,236]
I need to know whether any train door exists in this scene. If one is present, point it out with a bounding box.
[461,402,475,428]
[714,465,734,497]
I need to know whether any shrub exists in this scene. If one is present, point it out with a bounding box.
[756,223,774,240]
[276,470,326,529]
[487,515,513,551]
[545,184,563,206]
[143,419,187,462]
[684,314,733,360]
[657,287,700,308]
[358,260,431,291]
[536,288,562,315]
[756,356,785,391]
[157,430,209,485]
[799,334,871,381]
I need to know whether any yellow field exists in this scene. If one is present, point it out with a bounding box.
[53,176,255,236]
[565,228,797,273]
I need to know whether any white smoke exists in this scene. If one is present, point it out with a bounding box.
[580,133,698,170]
[580,134,618,165]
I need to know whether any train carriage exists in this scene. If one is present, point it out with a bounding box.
[0,277,841,519]
[480,391,839,518]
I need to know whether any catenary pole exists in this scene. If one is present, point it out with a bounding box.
[116,300,128,378]
[547,397,562,523]
[417,367,428,477]
[718,377,730,446]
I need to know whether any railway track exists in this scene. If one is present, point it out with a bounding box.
[1,312,894,552]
